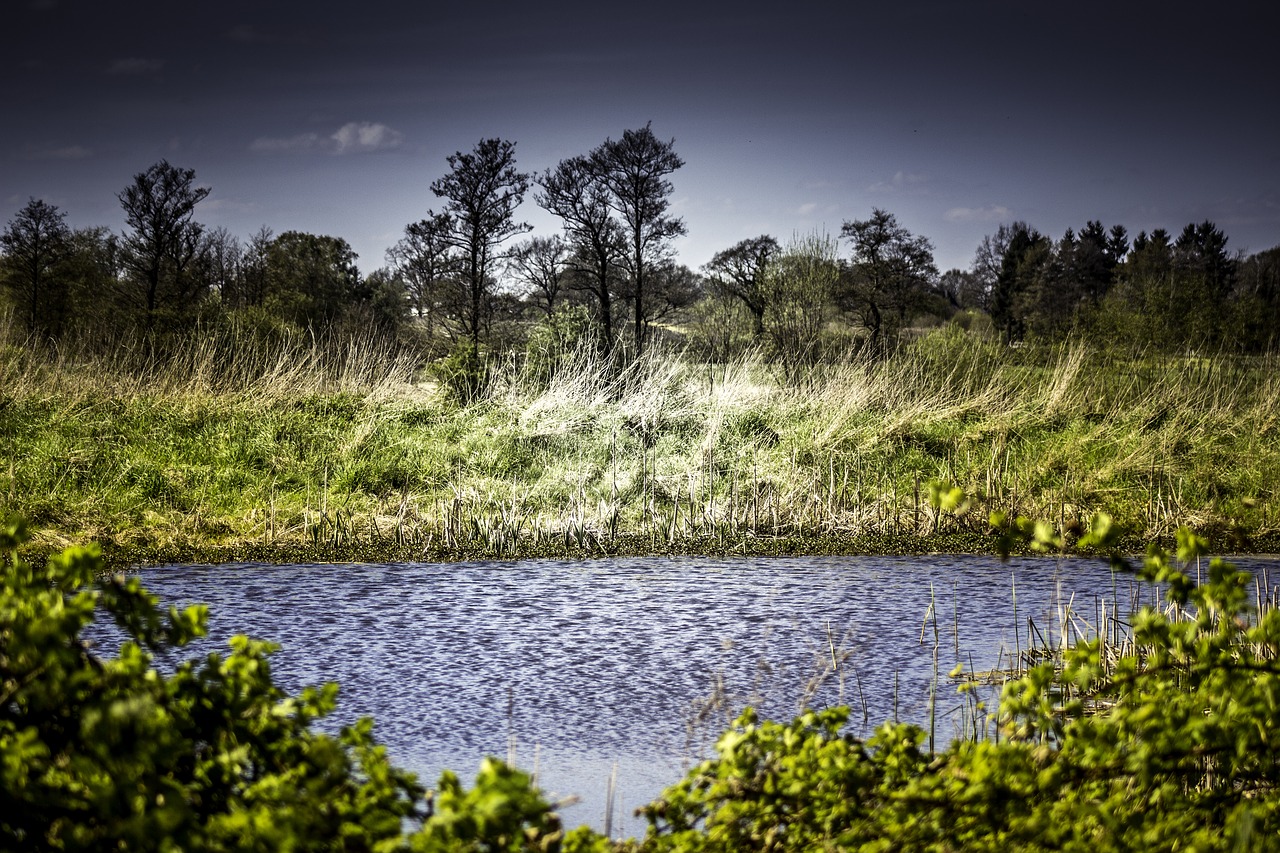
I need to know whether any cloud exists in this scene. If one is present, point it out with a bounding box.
[330,122,403,154]
[250,132,322,153]
[251,122,404,155]
[944,205,1013,223]
[796,202,818,216]
[27,144,92,160]
[108,57,165,75]
[869,171,928,193]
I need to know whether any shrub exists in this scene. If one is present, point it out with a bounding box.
[0,517,581,851]
[634,519,1280,851]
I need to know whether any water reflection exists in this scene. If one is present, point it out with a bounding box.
[99,553,1280,836]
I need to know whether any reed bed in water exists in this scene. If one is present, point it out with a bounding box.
[3,316,1279,559]
[954,557,1280,744]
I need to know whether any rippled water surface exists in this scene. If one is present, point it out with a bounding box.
[105,554,1280,835]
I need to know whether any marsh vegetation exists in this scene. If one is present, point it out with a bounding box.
[4,311,1277,563]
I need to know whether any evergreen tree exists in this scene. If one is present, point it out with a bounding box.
[0,197,71,335]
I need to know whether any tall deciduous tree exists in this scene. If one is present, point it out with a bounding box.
[760,232,840,370]
[536,154,625,347]
[702,235,780,339]
[59,226,124,338]
[356,267,411,337]
[227,225,274,311]
[507,235,568,318]
[970,223,1021,312]
[937,268,982,311]
[430,138,530,346]
[590,123,685,356]
[200,226,242,307]
[117,160,211,325]
[1,197,71,334]
[388,214,457,332]
[633,259,701,333]
[840,208,938,349]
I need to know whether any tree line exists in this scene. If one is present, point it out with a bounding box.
[4,125,1278,368]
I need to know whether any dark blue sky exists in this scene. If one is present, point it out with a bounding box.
[5,0,1277,275]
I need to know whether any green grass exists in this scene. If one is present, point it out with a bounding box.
[3,315,1278,563]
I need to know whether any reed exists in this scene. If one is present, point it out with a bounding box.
[956,558,1280,743]
[4,317,1278,560]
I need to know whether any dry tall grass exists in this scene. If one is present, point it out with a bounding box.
[4,310,1277,556]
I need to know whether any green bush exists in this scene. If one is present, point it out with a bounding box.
[0,517,584,851]
[432,341,490,404]
[634,521,1280,851]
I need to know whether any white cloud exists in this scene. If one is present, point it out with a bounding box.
[250,132,322,153]
[869,171,928,193]
[330,122,403,154]
[251,122,403,155]
[796,202,818,216]
[108,57,164,75]
[944,205,1012,223]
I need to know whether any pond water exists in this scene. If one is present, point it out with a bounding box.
[96,553,1280,837]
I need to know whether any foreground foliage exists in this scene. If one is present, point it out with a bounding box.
[636,524,1280,851]
[0,518,573,851]
[5,512,1280,850]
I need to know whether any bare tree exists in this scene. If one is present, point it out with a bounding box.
[388,213,456,333]
[970,222,1025,312]
[507,234,568,318]
[590,123,685,356]
[536,154,625,347]
[235,226,274,310]
[201,226,242,307]
[117,160,211,325]
[430,138,530,346]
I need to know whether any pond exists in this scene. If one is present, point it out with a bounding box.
[97,553,1280,836]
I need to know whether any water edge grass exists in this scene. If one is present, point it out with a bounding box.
[4,322,1279,566]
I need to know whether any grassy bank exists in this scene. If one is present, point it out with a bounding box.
[4,321,1279,564]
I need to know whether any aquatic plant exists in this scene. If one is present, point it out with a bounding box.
[633,521,1280,851]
